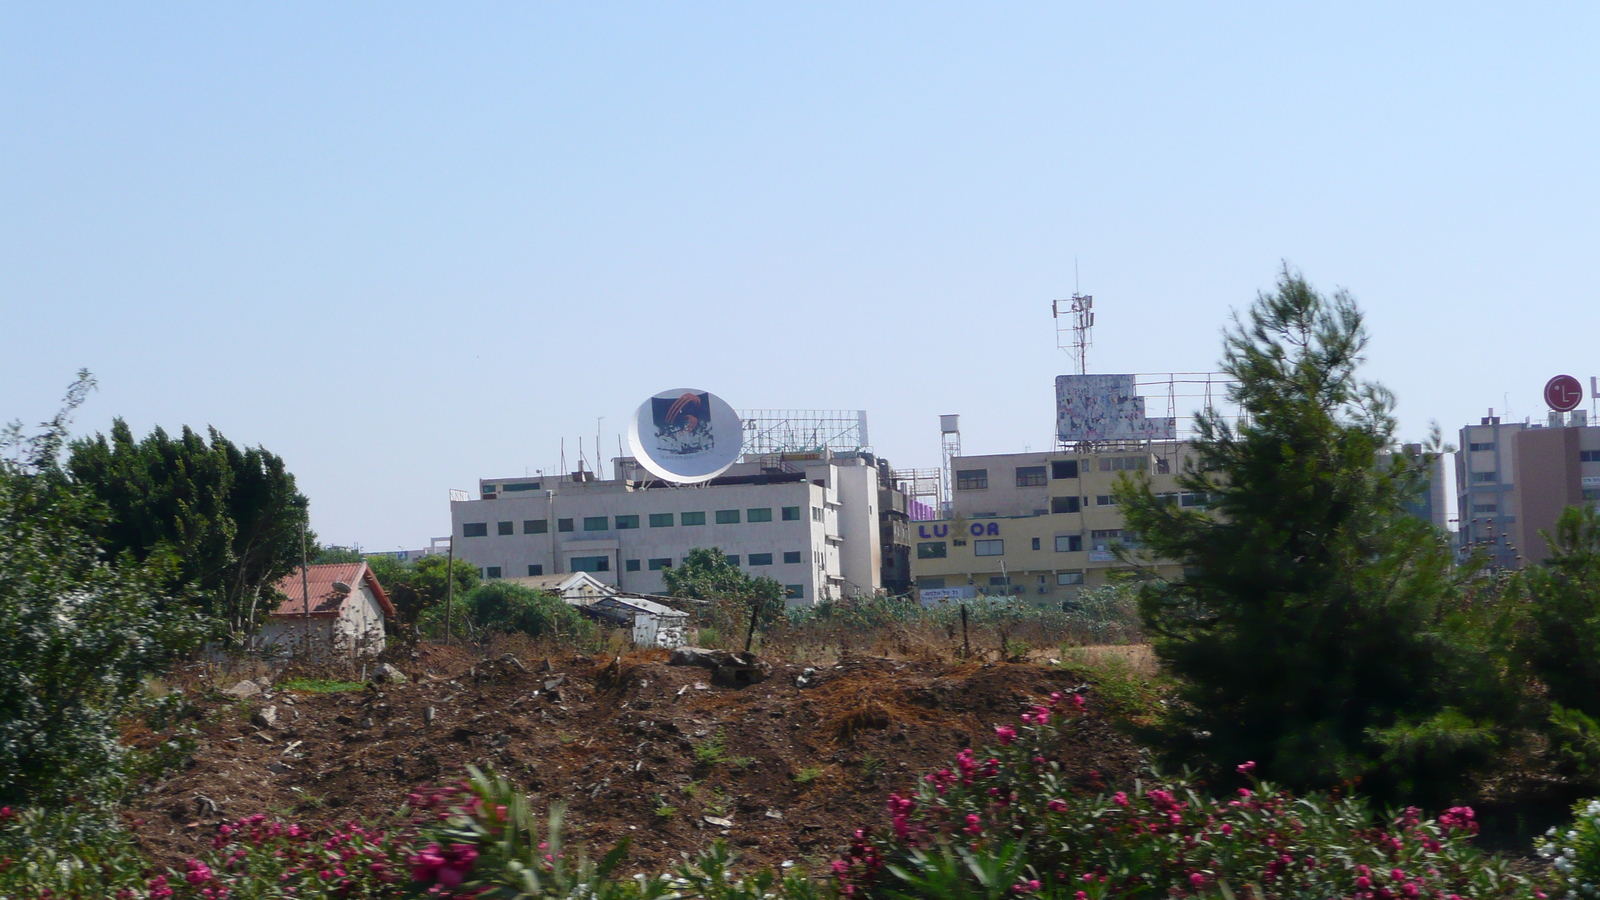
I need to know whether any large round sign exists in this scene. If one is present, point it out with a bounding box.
[1545,375,1584,412]
[627,389,743,484]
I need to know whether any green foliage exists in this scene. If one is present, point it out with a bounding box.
[1537,797,1600,899]
[1118,267,1515,804]
[667,548,785,649]
[277,677,366,693]
[313,545,366,564]
[367,554,479,630]
[794,766,824,785]
[840,698,1538,900]
[420,581,593,643]
[693,729,732,766]
[0,806,150,899]
[65,416,310,642]
[0,373,204,807]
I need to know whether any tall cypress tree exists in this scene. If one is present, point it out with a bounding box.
[1118,267,1512,805]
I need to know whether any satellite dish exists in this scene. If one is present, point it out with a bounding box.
[627,388,743,484]
[330,581,352,594]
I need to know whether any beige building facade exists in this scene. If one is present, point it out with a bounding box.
[911,444,1197,603]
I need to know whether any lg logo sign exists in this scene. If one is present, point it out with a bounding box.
[1545,375,1584,413]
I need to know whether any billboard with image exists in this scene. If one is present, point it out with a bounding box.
[1056,374,1177,442]
[628,388,744,483]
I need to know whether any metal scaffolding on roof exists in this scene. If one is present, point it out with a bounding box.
[738,410,870,455]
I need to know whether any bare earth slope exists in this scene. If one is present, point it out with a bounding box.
[128,648,1143,872]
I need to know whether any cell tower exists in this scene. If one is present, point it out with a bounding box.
[939,414,961,515]
[1053,293,1094,375]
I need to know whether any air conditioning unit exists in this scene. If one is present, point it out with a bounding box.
[1037,586,1048,594]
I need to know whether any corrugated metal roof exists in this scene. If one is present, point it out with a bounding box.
[268,562,395,619]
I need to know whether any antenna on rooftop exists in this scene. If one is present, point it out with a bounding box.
[1053,291,1094,376]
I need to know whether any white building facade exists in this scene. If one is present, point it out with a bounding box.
[449,452,882,605]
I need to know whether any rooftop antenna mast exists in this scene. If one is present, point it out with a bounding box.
[1052,268,1094,376]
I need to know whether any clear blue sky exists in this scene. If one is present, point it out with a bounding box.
[4,4,1597,551]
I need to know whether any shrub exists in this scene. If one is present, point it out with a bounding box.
[835,693,1539,899]
[1538,798,1600,900]
[0,806,150,899]
[420,582,594,644]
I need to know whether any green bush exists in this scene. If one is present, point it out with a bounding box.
[837,694,1539,900]
[1538,797,1600,900]
[0,806,150,899]
[420,582,594,644]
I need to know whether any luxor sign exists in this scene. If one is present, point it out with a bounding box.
[917,522,1000,539]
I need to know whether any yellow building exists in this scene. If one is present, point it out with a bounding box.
[911,444,1200,604]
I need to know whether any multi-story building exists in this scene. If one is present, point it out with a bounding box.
[1456,410,1600,568]
[909,444,1198,603]
[449,451,884,605]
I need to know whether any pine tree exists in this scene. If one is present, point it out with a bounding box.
[1118,267,1512,804]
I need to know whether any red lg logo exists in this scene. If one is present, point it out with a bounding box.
[1545,375,1583,413]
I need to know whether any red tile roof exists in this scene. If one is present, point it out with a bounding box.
[268,562,395,619]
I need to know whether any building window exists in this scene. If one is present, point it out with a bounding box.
[749,552,773,566]
[782,506,801,521]
[1052,496,1080,514]
[615,515,640,530]
[1091,529,1136,550]
[747,507,773,523]
[482,485,496,495]
[1583,489,1600,502]
[1015,466,1047,487]
[988,575,1010,586]
[1470,442,1496,452]
[558,518,574,532]
[681,511,706,526]
[497,521,514,536]
[917,541,947,559]
[583,516,609,531]
[649,513,674,528]
[527,564,543,576]
[1471,472,1496,483]
[785,584,804,600]
[1472,504,1498,514]
[1095,495,1116,506]
[1031,537,1041,550]
[726,554,741,566]
[570,556,610,573]
[1179,492,1210,508]
[625,558,641,572]
[812,506,824,522]
[1582,450,1600,462]
[462,522,488,537]
[974,539,1004,557]
[524,519,547,534]
[1057,571,1085,586]
[956,469,988,490]
[783,551,802,564]
[648,558,672,571]
[917,576,945,589]
[502,481,542,492]
[1098,456,1148,472]
[1052,460,1079,479]
[486,566,502,579]
[1055,534,1083,552]
[715,509,740,524]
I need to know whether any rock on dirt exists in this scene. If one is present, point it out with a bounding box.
[250,705,278,729]
[224,680,262,699]
[372,663,409,684]
[668,647,772,687]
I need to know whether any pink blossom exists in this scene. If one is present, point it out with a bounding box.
[1047,798,1068,812]
[995,725,1017,745]
[1111,791,1130,807]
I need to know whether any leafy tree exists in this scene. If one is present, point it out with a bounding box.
[366,554,480,631]
[0,372,203,806]
[1118,267,1514,804]
[418,581,592,643]
[65,418,310,642]
[1513,505,1600,776]
[664,548,784,651]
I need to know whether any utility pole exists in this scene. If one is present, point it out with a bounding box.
[444,540,455,645]
[299,519,312,657]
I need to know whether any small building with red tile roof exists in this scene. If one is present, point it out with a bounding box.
[257,561,395,659]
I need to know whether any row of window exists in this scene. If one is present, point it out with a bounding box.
[462,506,811,537]
[919,572,1087,589]
[916,529,1132,559]
[1583,450,1600,462]
[955,457,1156,491]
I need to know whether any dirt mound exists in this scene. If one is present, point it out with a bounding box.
[127,650,1143,872]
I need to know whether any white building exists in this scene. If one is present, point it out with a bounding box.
[259,561,395,658]
[449,451,883,605]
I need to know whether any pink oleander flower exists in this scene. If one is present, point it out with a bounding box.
[1111,791,1130,807]
[994,725,1017,745]
[1047,798,1068,812]
[1072,693,1087,711]
[1236,760,1257,774]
